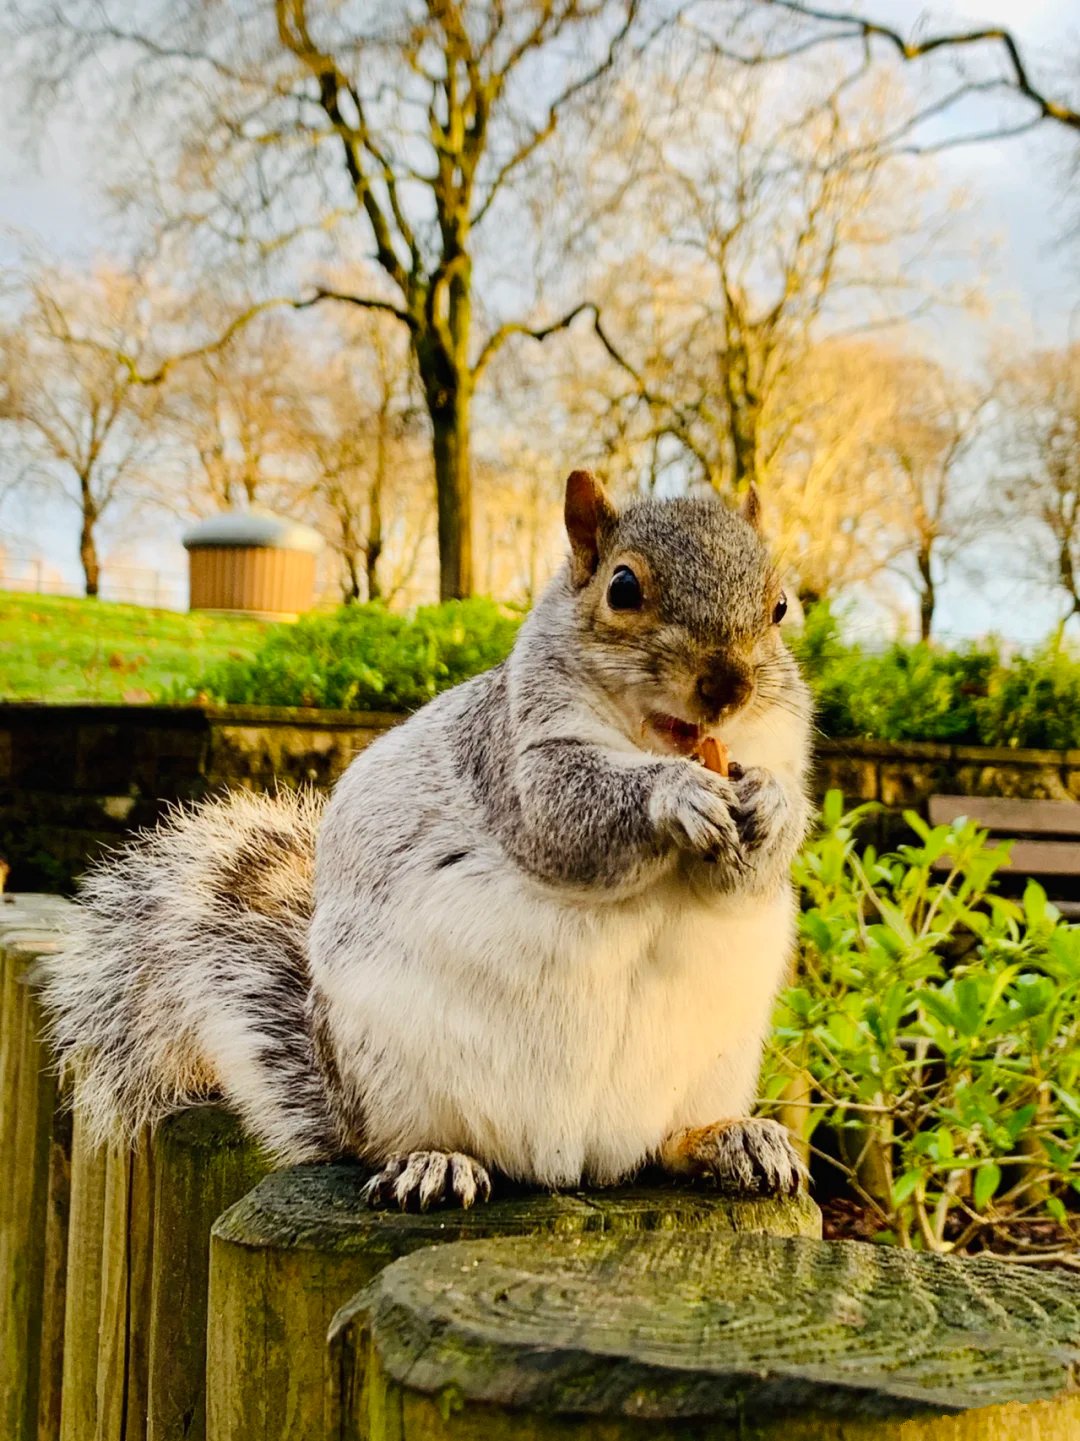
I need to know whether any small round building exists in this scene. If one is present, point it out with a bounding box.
[182,510,323,619]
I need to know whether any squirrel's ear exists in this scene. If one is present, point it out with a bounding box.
[741,484,763,533]
[565,469,617,587]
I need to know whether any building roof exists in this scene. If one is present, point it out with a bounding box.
[182,509,324,555]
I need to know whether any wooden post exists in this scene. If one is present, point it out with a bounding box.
[148,1109,269,1441]
[345,1229,1080,1441]
[57,1110,108,1441]
[206,1165,820,1441]
[0,888,266,1441]
[95,1137,157,1441]
[0,896,72,1441]
[60,1109,267,1441]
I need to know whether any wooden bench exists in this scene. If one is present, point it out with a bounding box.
[929,794,1080,918]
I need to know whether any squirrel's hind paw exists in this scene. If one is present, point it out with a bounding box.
[361,1150,493,1212]
[660,1118,806,1198]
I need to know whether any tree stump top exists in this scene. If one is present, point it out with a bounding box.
[213,1162,821,1259]
[344,1230,1080,1436]
[0,892,71,942]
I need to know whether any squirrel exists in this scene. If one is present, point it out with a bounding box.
[42,470,813,1211]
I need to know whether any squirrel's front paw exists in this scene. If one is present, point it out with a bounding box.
[649,766,745,874]
[730,767,791,853]
[660,1118,807,1196]
[361,1150,493,1212]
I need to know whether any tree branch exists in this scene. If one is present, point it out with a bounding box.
[473,300,624,378]
[275,0,416,291]
[758,1,1080,133]
[471,0,643,227]
[45,291,414,389]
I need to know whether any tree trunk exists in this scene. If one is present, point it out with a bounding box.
[366,412,386,603]
[342,555,362,606]
[365,539,383,603]
[722,332,762,493]
[730,404,759,493]
[79,494,101,598]
[426,379,473,602]
[917,548,935,642]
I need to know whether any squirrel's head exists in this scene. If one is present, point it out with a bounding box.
[562,469,808,756]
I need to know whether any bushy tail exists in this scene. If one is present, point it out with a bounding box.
[39,787,340,1165]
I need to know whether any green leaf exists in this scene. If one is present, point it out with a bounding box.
[973,1162,1001,1212]
[822,789,845,829]
[1023,881,1048,929]
[891,1169,923,1205]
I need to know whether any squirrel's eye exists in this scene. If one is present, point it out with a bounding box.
[607,565,642,611]
[772,593,788,625]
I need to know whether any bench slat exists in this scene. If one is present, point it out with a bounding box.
[932,839,1080,877]
[928,794,1080,837]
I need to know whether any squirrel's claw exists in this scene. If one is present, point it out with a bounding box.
[651,766,744,872]
[730,767,790,854]
[362,1149,493,1211]
[660,1117,807,1197]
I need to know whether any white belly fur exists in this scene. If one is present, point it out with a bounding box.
[315,859,795,1186]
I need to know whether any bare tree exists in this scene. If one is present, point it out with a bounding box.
[578,53,958,501]
[877,357,990,640]
[163,313,318,515]
[764,339,901,608]
[8,2,644,599]
[0,262,170,596]
[998,345,1080,624]
[299,315,429,604]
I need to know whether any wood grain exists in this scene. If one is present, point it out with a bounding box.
[347,1229,1080,1440]
[206,1165,819,1441]
[929,794,1080,837]
[0,897,71,1441]
[148,1109,268,1441]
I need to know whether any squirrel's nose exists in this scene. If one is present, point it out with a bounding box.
[696,660,752,717]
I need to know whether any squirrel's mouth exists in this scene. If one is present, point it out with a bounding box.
[647,711,702,755]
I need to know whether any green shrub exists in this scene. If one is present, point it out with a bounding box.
[762,792,1080,1258]
[792,604,1080,749]
[183,589,1080,749]
[974,646,1080,750]
[183,598,522,711]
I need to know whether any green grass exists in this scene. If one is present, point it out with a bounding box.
[0,591,273,704]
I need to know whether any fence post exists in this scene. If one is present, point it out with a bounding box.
[0,897,71,1441]
[57,1108,268,1441]
[147,1109,269,1441]
[206,1165,820,1441]
[95,1138,157,1441]
[57,1112,108,1441]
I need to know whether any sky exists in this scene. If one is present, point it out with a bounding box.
[0,0,1078,640]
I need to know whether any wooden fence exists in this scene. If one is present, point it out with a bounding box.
[4,894,1080,1441]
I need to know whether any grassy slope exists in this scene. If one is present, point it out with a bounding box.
[0,591,272,704]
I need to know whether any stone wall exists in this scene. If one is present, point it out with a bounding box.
[0,703,394,892]
[3,702,1079,892]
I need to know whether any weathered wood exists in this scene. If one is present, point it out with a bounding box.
[206,1165,820,1441]
[36,1106,72,1441]
[58,1111,108,1441]
[985,839,1080,876]
[96,1137,157,1441]
[343,1229,1080,1441]
[929,794,1080,836]
[148,1109,269,1441]
[58,1110,268,1441]
[0,896,71,1441]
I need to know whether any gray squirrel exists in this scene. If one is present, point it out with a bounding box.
[42,471,813,1210]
